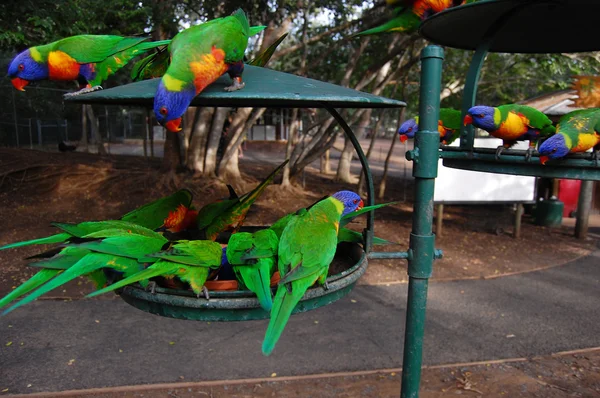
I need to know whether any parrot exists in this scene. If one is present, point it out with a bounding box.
[226,229,279,311]
[87,239,223,300]
[131,32,288,82]
[196,159,289,241]
[0,226,167,314]
[153,9,266,132]
[398,108,461,145]
[355,0,477,36]
[0,189,192,251]
[464,104,556,160]
[262,191,364,356]
[7,35,170,97]
[538,108,600,164]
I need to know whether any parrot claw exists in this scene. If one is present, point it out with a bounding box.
[201,286,210,300]
[224,77,245,92]
[63,86,103,98]
[322,281,330,291]
[145,281,157,295]
[591,150,599,167]
[494,146,505,160]
[525,147,535,162]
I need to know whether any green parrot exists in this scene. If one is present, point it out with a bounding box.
[0,189,192,251]
[132,32,289,81]
[0,226,166,313]
[538,108,600,164]
[269,199,398,246]
[262,191,364,356]
[464,104,556,160]
[7,35,170,96]
[398,108,462,145]
[226,229,279,311]
[196,159,289,241]
[87,240,223,299]
[152,9,266,132]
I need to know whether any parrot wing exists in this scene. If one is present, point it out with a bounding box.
[73,234,168,260]
[248,33,288,67]
[0,232,71,251]
[54,35,149,64]
[147,240,222,267]
[120,189,193,229]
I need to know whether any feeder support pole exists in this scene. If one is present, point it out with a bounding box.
[401,45,443,398]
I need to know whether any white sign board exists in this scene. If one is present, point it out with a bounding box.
[434,138,536,203]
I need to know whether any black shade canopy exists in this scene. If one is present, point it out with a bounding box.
[65,65,406,109]
[420,0,600,53]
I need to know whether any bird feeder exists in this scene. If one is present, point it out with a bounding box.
[66,65,406,321]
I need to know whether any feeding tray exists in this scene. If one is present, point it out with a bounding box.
[117,240,367,321]
[64,65,405,109]
[420,0,600,54]
[439,147,600,181]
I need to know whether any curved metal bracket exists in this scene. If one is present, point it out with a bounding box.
[322,105,375,253]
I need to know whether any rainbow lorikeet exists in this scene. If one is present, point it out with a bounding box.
[538,108,600,164]
[7,35,170,96]
[132,32,288,82]
[262,191,364,356]
[226,229,278,311]
[0,189,192,251]
[153,9,265,132]
[355,0,477,36]
[87,239,223,300]
[464,104,556,160]
[1,226,167,314]
[196,159,288,241]
[398,108,461,145]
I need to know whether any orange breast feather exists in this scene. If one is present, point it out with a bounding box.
[48,51,80,81]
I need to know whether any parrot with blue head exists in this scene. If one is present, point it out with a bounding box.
[538,108,600,164]
[262,190,363,356]
[153,9,265,133]
[398,108,461,145]
[464,104,555,160]
[7,35,169,96]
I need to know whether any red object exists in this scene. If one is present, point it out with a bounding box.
[558,179,581,217]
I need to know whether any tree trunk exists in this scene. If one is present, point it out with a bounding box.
[204,107,230,177]
[379,107,406,199]
[336,108,373,184]
[80,105,88,152]
[186,107,214,174]
[85,106,106,156]
[180,108,197,167]
[358,110,384,195]
[281,108,299,188]
[321,150,331,174]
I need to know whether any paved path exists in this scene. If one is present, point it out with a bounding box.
[1,246,598,395]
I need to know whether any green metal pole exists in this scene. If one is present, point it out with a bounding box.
[459,42,489,150]
[400,45,444,398]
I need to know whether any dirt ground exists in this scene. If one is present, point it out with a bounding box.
[0,147,598,397]
[12,349,600,397]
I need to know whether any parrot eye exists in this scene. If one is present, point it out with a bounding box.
[352,199,359,204]
[551,148,557,153]
[18,64,24,71]
[159,106,168,116]
[478,113,484,118]
[407,127,412,132]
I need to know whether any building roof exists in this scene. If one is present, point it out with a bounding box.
[519,89,583,116]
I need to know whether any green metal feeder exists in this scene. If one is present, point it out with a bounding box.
[66,65,406,320]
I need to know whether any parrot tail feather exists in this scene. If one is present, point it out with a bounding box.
[0,232,71,251]
[86,264,175,298]
[262,286,302,356]
[0,269,61,309]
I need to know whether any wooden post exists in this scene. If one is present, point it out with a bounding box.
[575,180,593,239]
[514,203,524,239]
[436,203,444,237]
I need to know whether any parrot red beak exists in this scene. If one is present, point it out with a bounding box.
[356,199,364,211]
[539,155,549,165]
[11,77,29,91]
[463,114,473,126]
[399,135,408,143]
[165,118,182,133]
